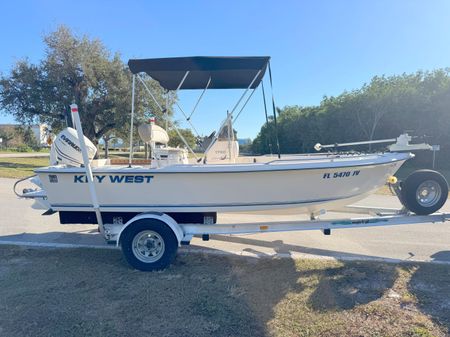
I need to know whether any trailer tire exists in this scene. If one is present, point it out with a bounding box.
[400,170,448,215]
[120,219,178,271]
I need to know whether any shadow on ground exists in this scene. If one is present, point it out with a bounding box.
[408,251,450,333]
[211,233,402,262]
[0,233,449,336]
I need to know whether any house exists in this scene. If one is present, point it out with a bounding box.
[0,124,50,148]
[30,124,50,146]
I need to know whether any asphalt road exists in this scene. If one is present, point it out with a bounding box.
[1,177,449,263]
[0,152,49,158]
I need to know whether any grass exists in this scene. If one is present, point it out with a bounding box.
[0,157,50,178]
[0,245,449,337]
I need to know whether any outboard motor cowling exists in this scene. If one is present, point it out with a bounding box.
[50,127,97,166]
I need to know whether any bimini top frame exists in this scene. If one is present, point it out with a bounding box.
[128,56,270,90]
[127,56,281,164]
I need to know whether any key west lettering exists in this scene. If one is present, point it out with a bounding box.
[74,175,153,183]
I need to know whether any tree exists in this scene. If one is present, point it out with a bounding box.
[0,128,14,148]
[168,128,197,149]
[102,132,117,159]
[0,26,172,154]
[20,126,38,148]
[252,69,450,167]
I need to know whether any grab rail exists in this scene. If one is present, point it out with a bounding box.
[264,154,341,165]
[13,174,37,198]
[264,152,375,165]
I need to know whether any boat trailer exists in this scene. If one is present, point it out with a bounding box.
[94,205,449,271]
[104,207,450,245]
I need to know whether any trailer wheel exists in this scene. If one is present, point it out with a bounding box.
[120,219,178,271]
[400,170,448,215]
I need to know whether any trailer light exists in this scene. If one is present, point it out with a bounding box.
[387,176,398,184]
[259,225,269,231]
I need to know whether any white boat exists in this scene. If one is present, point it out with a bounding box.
[15,56,449,271]
[33,152,411,215]
[20,56,446,220]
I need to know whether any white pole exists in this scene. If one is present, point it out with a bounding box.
[203,70,262,159]
[171,124,199,160]
[227,111,232,162]
[70,104,103,228]
[70,113,76,130]
[176,71,190,91]
[229,69,261,116]
[150,118,156,166]
[188,76,211,121]
[315,138,397,151]
[165,92,169,131]
[170,71,201,137]
[128,75,136,167]
[137,74,164,111]
[136,73,199,160]
[174,101,201,137]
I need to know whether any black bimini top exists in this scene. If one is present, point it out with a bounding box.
[128,56,270,90]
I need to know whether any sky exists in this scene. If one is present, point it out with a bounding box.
[1,0,450,139]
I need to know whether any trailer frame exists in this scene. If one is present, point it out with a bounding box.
[104,206,450,247]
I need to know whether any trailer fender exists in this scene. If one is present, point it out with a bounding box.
[116,212,184,247]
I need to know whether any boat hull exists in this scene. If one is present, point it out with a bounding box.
[35,153,410,215]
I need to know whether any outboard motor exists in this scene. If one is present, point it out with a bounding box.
[50,127,97,166]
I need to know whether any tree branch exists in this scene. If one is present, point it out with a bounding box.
[95,122,116,139]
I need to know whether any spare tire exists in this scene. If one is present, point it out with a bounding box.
[400,170,448,215]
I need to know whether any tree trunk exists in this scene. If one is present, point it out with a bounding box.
[92,138,100,159]
[104,137,109,159]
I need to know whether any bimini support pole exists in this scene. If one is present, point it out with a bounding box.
[229,70,262,117]
[187,76,211,121]
[227,111,232,163]
[168,75,211,139]
[170,71,202,137]
[137,74,164,111]
[203,69,262,160]
[165,91,169,131]
[261,81,273,155]
[268,62,281,159]
[70,104,103,229]
[128,74,136,167]
[137,73,199,161]
[232,86,258,124]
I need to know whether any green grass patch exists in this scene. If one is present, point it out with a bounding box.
[0,148,50,154]
[0,246,448,337]
[0,157,50,178]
